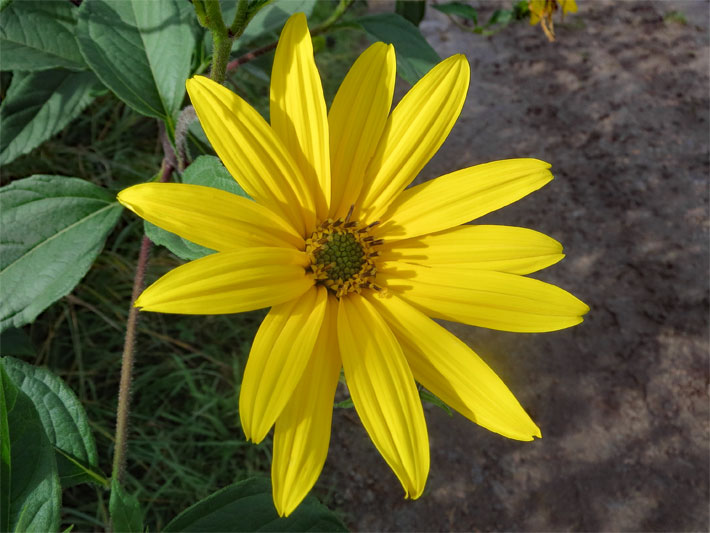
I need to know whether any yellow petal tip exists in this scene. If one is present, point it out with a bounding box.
[133,291,145,308]
[284,11,308,32]
[116,188,133,210]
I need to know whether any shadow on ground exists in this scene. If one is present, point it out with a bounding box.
[322,1,709,530]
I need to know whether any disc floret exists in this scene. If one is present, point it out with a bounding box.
[306,215,383,298]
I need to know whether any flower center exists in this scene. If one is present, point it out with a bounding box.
[305,214,383,298]
[314,231,365,281]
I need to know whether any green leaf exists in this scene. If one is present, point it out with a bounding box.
[0,69,100,166]
[0,175,123,332]
[0,362,11,532]
[432,1,479,24]
[181,156,248,197]
[145,156,249,261]
[354,13,441,84]
[333,398,354,409]
[164,477,347,532]
[233,0,317,46]
[395,0,426,26]
[1,356,107,489]
[513,0,530,19]
[487,9,513,27]
[0,0,86,71]
[76,0,194,123]
[419,389,453,416]
[0,363,61,532]
[143,223,213,262]
[54,447,109,489]
[110,479,143,533]
[0,0,15,14]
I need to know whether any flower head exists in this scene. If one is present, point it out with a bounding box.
[118,13,588,516]
[529,0,578,41]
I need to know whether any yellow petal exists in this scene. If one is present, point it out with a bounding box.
[270,13,329,220]
[135,247,312,314]
[368,293,541,441]
[378,159,553,241]
[562,0,578,15]
[328,42,396,219]
[378,261,589,332]
[118,183,304,251]
[240,286,328,444]
[337,294,429,498]
[529,0,544,24]
[357,54,470,222]
[272,294,340,517]
[186,75,314,235]
[378,224,564,275]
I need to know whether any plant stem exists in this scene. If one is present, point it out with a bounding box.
[111,159,173,484]
[230,0,250,38]
[226,41,278,72]
[313,0,354,34]
[197,0,251,84]
[206,1,230,83]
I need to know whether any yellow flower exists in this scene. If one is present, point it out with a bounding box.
[118,13,588,516]
[529,0,578,41]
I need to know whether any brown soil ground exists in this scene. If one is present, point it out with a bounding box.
[322,1,710,531]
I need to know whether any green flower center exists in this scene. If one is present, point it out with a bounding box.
[314,232,365,281]
[305,216,384,298]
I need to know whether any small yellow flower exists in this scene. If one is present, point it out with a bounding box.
[118,13,588,516]
[529,0,578,41]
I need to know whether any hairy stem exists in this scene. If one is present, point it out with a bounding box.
[203,1,229,83]
[197,0,252,84]
[230,0,250,39]
[111,159,173,483]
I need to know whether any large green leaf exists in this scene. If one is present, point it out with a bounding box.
[110,479,144,533]
[354,13,441,84]
[145,155,249,261]
[0,176,123,332]
[1,357,107,489]
[163,477,347,532]
[76,0,194,123]
[0,363,61,532]
[0,0,86,71]
[0,69,100,166]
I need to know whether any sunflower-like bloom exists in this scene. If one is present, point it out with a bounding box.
[118,13,588,516]
[529,0,578,41]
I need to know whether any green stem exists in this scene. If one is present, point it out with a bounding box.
[313,0,354,34]
[197,0,252,84]
[230,0,249,39]
[204,1,230,83]
[192,0,208,27]
[111,159,173,484]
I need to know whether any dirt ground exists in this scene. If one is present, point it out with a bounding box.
[322,1,710,531]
